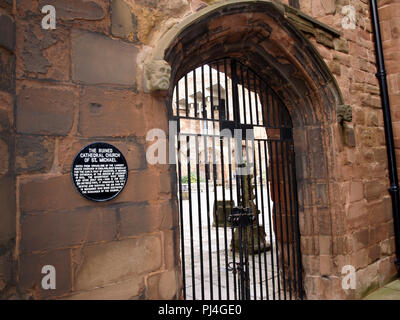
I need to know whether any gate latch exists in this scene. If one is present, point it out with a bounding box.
[228,207,255,228]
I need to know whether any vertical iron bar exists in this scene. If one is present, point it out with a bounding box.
[245,138,257,299]
[176,116,186,299]
[267,140,281,299]
[240,64,247,124]
[202,65,213,299]
[247,69,254,125]
[195,135,205,299]
[219,131,230,299]
[252,138,264,300]
[212,133,222,300]
[224,59,230,122]
[228,137,237,300]
[254,77,260,126]
[257,140,270,300]
[185,75,189,118]
[193,69,198,118]
[204,133,213,300]
[186,135,196,299]
[209,64,215,121]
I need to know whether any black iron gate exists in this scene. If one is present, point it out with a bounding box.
[171,58,303,300]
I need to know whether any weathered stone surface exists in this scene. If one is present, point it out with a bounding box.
[16,136,54,174]
[18,23,70,79]
[364,180,387,200]
[0,138,8,176]
[119,201,174,237]
[111,0,138,42]
[320,0,336,14]
[19,249,72,298]
[78,87,146,137]
[145,270,179,300]
[0,47,15,92]
[0,175,15,244]
[20,174,89,213]
[16,86,75,135]
[58,137,146,173]
[38,0,105,21]
[20,207,117,253]
[0,14,15,52]
[65,278,144,300]
[159,270,179,299]
[316,29,334,48]
[72,30,138,86]
[73,235,162,291]
[116,170,169,203]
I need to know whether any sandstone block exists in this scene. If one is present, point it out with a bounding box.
[38,0,105,21]
[21,207,117,253]
[78,87,146,138]
[0,175,15,245]
[20,174,89,213]
[19,250,72,298]
[16,135,54,174]
[72,30,138,86]
[16,86,75,135]
[73,235,162,291]
[111,0,138,42]
[65,278,144,300]
[0,14,15,52]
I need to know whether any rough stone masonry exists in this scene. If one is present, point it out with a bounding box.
[0,0,399,300]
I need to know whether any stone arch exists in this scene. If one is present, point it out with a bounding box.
[153,0,347,299]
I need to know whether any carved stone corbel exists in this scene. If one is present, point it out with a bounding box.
[143,59,172,93]
[337,104,352,124]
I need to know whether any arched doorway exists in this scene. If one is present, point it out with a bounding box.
[171,58,302,300]
[151,0,346,300]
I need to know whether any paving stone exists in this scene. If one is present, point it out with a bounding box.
[386,280,400,291]
[365,286,400,300]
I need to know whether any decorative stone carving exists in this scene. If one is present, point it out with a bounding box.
[337,104,352,124]
[144,59,171,92]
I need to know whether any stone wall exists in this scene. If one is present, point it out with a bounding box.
[379,0,400,175]
[0,0,16,299]
[3,0,181,299]
[0,0,399,300]
[297,0,398,299]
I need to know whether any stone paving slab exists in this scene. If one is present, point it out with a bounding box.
[365,280,400,300]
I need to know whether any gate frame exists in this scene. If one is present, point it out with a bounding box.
[148,0,347,300]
